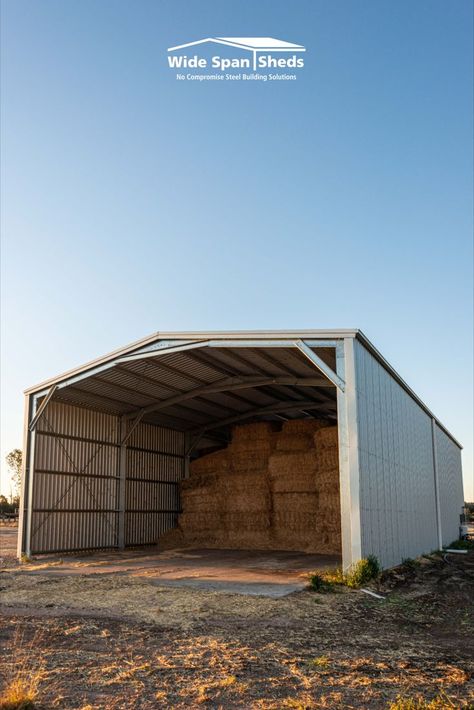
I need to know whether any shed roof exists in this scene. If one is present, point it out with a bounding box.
[25,329,462,449]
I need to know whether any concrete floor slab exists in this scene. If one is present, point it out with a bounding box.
[2,532,342,597]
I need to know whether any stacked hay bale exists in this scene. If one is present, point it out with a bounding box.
[166,418,341,553]
[269,420,340,553]
[217,422,274,548]
[177,422,275,549]
[313,425,341,553]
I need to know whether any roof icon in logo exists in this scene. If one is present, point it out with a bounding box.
[168,37,306,71]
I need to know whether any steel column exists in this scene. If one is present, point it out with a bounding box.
[24,395,38,557]
[336,339,362,570]
[118,417,127,549]
[17,394,33,557]
[431,418,443,550]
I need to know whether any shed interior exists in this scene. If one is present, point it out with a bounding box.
[23,340,344,558]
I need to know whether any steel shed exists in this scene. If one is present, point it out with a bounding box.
[18,330,464,570]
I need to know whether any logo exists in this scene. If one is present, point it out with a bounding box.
[167,37,306,82]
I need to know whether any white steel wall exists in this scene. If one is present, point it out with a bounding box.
[354,341,442,568]
[434,423,464,546]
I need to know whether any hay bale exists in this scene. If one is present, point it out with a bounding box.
[315,466,340,492]
[229,450,272,472]
[315,450,339,472]
[181,470,220,490]
[273,511,320,531]
[318,491,340,507]
[231,422,276,442]
[190,449,230,475]
[314,426,338,451]
[228,438,274,455]
[218,470,267,491]
[181,484,217,499]
[272,473,318,493]
[179,511,224,531]
[222,512,271,531]
[282,419,329,435]
[323,521,342,536]
[275,433,314,452]
[157,526,184,547]
[268,451,318,477]
[171,420,343,555]
[180,493,221,513]
[220,530,272,549]
[272,492,318,514]
[224,492,270,513]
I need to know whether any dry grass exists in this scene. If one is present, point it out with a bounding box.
[309,655,330,670]
[0,547,473,708]
[0,629,48,710]
[388,691,461,709]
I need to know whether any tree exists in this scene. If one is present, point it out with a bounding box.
[5,449,22,498]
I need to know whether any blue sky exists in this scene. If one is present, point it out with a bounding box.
[1,0,473,500]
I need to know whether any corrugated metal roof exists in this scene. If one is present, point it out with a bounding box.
[24,330,357,394]
[23,329,461,448]
[42,342,336,434]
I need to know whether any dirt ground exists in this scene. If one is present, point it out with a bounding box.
[1,528,473,709]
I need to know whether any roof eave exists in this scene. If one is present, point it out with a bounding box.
[24,329,359,395]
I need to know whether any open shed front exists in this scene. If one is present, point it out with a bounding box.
[19,333,359,569]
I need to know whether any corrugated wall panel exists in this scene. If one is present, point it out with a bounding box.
[435,424,464,546]
[29,402,185,553]
[354,341,439,568]
[39,401,120,442]
[30,401,120,553]
[124,421,185,546]
[126,420,184,454]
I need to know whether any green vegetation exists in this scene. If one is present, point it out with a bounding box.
[0,494,19,515]
[445,538,474,551]
[308,555,380,592]
[345,555,381,588]
[401,557,421,570]
[5,449,23,498]
[308,573,332,593]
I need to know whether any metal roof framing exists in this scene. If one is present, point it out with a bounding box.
[23,330,461,448]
